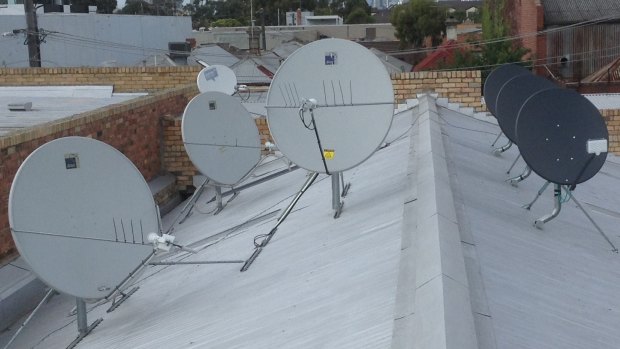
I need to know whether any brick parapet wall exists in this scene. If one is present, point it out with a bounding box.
[0,84,198,259]
[0,66,202,93]
[601,109,620,154]
[391,71,483,111]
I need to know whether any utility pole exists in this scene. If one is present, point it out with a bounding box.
[23,0,41,67]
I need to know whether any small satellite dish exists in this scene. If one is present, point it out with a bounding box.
[495,74,557,143]
[484,64,530,117]
[197,65,238,95]
[516,88,608,185]
[182,91,261,186]
[265,38,394,173]
[9,137,158,300]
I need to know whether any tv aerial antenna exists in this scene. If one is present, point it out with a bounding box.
[240,38,394,272]
[512,88,617,251]
[483,63,530,155]
[171,91,261,226]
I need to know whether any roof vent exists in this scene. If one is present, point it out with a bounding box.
[8,102,33,111]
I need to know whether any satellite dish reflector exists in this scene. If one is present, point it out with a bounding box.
[484,64,530,117]
[9,137,157,300]
[516,88,608,185]
[197,65,238,95]
[182,91,261,186]
[495,74,557,143]
[266,38,394,173]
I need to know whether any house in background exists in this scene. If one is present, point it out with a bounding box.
[507,0,620,84]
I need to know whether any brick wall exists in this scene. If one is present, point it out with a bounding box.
[507,0,544,59]
[391,71,483,111]
[161,115,273,192]
[0,66,201,93]
[0,85,197,259]
[601,109,620,153]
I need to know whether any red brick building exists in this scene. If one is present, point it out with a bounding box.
[506,0,620,81]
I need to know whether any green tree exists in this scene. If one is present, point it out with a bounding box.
[331,0,370,20]
[345,7,374,24]
[391,0,446,48]
[212,18,244,27]
[96,0,117,13]
[479,0,528,68]
[121,0,154,14]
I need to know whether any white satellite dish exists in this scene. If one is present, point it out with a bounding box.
[182,91,261,186]
[197,65,238,95]
[265,38,394,174]
[9,137,158,300]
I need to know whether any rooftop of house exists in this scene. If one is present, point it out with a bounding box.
[541,0,620,25]
[0,86,145,136]
[1,94,620,348]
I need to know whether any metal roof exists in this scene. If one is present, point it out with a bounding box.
[188,45,240,67]
[2,95,620,349]
[271,41,303,59]
[369,48,413,74]
[0,86,144,136]
[542,0,620,25]
[231,58,273,85]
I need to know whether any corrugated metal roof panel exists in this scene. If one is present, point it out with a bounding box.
[188,45,240,67]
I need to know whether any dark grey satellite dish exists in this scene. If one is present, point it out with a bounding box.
[516,88,608,185]
[484,64,530,116]
[495,74,557,143]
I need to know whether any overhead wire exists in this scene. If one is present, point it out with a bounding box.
[14,13,620,69]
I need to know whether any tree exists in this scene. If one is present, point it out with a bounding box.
[96,0,117,14]
[479,0,528,68]
[391,0,446,48]
[121,0,154,14]
[345,7,374,24]
[331,0,370,20]
[212,18,244,27]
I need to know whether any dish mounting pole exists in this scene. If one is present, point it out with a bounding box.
[507,166,531,186]
[331,173,344,219]
[506,153,521,174]
[534,184,562,228]
[67,298,103,349]
[493,140,512,156]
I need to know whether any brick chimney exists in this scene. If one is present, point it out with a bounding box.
[445,17,459,41]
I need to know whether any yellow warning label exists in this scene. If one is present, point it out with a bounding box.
[323,149,335,160]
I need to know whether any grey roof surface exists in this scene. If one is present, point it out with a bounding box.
[440,104,620,348]
[369,48,413,74]
[542,0,620,25]
[271,42,303,59]
[0,86,144,137]
[231,58,273,84]
[2,95,620,349]
[0,107,416,349]
[585,93,620,109]
[188,45,240,67]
